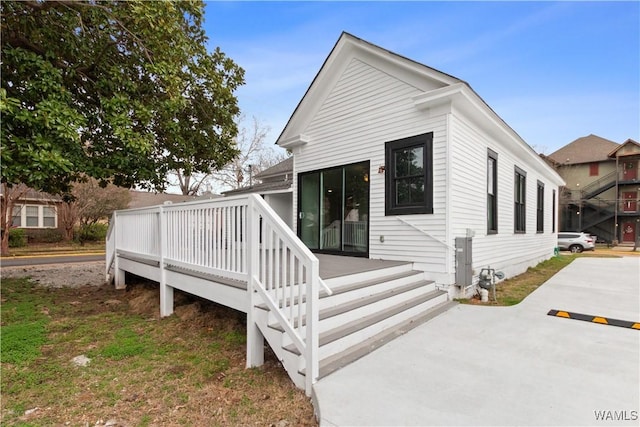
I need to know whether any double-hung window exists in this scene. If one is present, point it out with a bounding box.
[514,167,526,233]
[552,189,556,233]
[385,132,433,216]
[11,204,57,228]
[11,206,22,227]
[536,181,544,233]
[487,149,498,234]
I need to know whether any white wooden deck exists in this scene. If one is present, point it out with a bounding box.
[316,254,409,280]
[106,195,450,395]
[116,251,410,292]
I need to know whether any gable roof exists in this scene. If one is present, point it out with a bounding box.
[276,32,563,186]
[608,138,640,158]
[0,186,63,203]
[548,134,620,165]
[222,179,292,196]
[128,190,201,209]
[224,157,293,196]
[276,32,465,146]
[254,156,293,180]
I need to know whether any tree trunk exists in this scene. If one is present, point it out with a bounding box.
[58,202,78,241]
[1,183,29,256]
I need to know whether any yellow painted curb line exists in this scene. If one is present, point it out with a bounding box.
[548,309,640,330]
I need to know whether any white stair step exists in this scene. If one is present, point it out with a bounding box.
[283,289,447,357]
[319,270,428,310]
[268,279,435,333]
[322,263,414,289]
[300,300,458,378]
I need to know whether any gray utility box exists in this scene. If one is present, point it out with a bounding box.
[455,237,473,287]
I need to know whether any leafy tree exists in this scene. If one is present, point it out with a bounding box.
[1,0,244,196]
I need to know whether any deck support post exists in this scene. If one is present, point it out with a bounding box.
[246,197,265,368]
[246,282,265,368]
[158,206,174,317]
[114,263,126,290]
[112,212,126,290]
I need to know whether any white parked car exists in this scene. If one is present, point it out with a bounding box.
[557,232,595,253]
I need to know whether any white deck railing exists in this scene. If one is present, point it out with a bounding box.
[106,194,320,394]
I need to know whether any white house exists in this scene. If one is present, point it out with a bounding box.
[107,32,566,395]
[277,32,564,297]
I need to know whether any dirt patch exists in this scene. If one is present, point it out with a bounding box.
[1,264,317,426]
[1,261,106,288]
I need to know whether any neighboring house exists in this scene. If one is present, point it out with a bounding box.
[128,190,203,209]
[277,32,564,295]
[9,189,62,229]
[2,188,201,240]
[548,134,640,244]
[223,157,293,227]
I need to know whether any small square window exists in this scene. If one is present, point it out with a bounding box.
[385,133,433,216]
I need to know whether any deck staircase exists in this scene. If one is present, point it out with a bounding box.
[253,263,454,390]
[106,194,455,396]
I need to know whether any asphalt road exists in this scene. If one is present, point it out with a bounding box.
[0,254,104,267]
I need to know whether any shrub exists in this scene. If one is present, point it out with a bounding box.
[24,228,63,243]
[76,223,108,243]
[8,228,27,248]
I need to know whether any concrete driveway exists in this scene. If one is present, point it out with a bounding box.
[313,257,640,426]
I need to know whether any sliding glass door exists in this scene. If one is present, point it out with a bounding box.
[298,161,369,256]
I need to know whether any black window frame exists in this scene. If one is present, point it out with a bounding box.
[552,189,556,233]
[487,149,498,234]
[536,180,544,233]
[385,132,433,216]
[514,166,526,233]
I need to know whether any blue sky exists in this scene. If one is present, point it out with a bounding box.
[203,1,639,155]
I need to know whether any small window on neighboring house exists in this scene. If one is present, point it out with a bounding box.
[552,189,556,233]
[385,132,433,216]
[43,206,56,227]
[536,181,544,233]
[26,206,39,227]
[514,167,526,233]
[11,206,22,227]
[487,149,498,234]
[589,162,599,176]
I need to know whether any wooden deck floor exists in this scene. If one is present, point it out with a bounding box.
[317,254,410,279]
[118,251,411,287]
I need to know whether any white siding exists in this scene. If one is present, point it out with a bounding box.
[288,50,562,293]
[293,58,450,279]
[264,193,293,228]
[449,115,559,291]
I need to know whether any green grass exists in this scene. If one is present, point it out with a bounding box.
[1,278,50,365]
[457,254,578,306]
[0,321,48,365]
[0,277,316,426]
[97,326,155,360]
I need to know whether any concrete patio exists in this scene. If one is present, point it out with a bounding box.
[313,256,640,426]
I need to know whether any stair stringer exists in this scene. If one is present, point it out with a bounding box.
[253,305,307,390]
